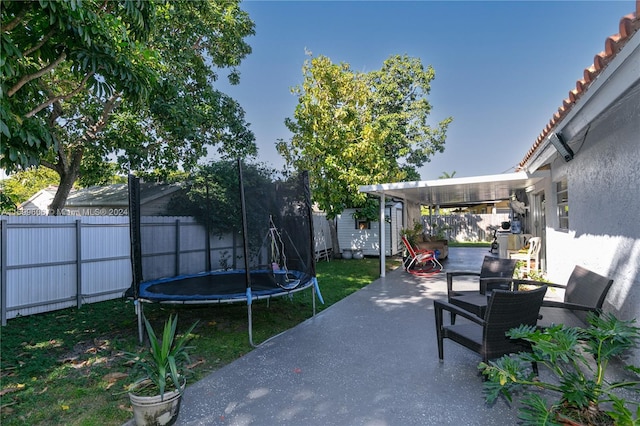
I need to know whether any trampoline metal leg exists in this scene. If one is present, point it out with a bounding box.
[136,300,144,343]
[312,282,316,316]
[247,303,255,347]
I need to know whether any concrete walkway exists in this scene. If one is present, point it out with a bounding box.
[165,247,524,425]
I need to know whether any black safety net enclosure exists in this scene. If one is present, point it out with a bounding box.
[126,160,322,343]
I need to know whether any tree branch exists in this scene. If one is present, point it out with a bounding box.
[24,71,94,118]
[7,51,67,97]
[39,159,57,170]
[23,28,57,57]
[83,92,122,142]
[2,5,29,33]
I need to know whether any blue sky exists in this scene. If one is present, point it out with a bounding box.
[216,1,634,180]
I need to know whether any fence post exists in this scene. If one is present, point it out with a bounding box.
[76,219,82,309]
[1,219,7,326]
[175,219,180,276]
[205,224,211,271]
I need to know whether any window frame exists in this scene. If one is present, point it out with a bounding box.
[556,178,569,231]
[355,219,371,230]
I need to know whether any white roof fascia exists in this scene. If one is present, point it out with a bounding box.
[359,171,546,206]
[360,171,537,193]
[524,30,640,172]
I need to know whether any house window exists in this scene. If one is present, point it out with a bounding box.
[556,178,569,230]
[356,219,370,230]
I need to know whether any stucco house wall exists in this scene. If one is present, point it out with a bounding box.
[538,75,640,366]
[510,5,640,363]
[546,83,639,302]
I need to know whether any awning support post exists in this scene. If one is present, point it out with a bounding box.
[379,192,386,278]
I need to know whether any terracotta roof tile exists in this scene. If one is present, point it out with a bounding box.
[518,2,640,169]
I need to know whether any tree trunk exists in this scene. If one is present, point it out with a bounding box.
[47,146,83,215]
[328,217,341,258]
[45,94,119,215]
[48,167,79,215]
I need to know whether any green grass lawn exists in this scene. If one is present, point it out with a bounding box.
[0,257,401,426]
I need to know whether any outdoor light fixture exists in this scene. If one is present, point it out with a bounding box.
[548,132,574,162]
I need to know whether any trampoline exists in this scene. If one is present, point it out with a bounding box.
[126,162,323,345]
[136,269,315,304]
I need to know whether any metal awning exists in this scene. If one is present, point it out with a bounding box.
[359,171,547,207]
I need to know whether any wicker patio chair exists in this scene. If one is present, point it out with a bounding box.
[476,265,614,329]
[434,285,548,366]
[446,256,518,322]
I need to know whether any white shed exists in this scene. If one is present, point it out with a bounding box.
[336,203,403,257]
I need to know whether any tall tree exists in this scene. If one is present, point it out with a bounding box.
[277,54,452,220]
[1,0,156,169]
[2,1,256,214]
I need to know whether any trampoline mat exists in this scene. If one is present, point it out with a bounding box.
[138,269,312,302]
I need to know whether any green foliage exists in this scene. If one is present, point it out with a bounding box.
[439,171,457,179]
[165,160,276,258]
[0,192,17,213]
[1,167,61,206]
[2,0,256,212]
[128,315,198,397]
[106,1,258,175]
[518,394,561,426]
[608,394,640,425]
[400,220,425,246]
[429,222,451,240]
[78,154,128,187]
[480,313,640,425]
[351,197,381,222]
[514,260,550,281]
[1,0,156,170]
[278,53,452,219]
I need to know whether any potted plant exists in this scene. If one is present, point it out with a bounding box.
[127,314,198,426]
[400,221,424,247]
[480,312,640,426]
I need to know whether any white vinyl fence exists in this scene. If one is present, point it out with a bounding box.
[1,214,334,324]
[1,216,132,324]
[423,213,512,242]
[313,212,333,261]
[1,212,504,323]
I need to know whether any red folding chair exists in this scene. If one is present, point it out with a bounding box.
[401,235,443,276]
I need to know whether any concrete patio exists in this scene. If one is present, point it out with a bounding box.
[158,247,529,425]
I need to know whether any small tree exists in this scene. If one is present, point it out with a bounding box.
[278,53,452,221]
